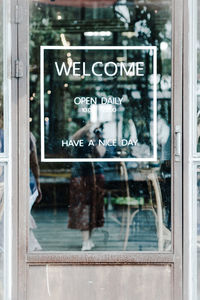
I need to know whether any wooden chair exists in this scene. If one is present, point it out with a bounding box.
[120,162,166,251]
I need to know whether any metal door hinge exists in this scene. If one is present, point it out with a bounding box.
[15,5,22,24]
[15,60,23,78]
[175,125,181,161]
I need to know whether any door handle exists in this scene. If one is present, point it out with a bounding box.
[175,125,181,161]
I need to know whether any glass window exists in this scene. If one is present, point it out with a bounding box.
[197,0,200,152]
[197,167,200,299]
[0,0,4,297]
[197,1,200,298]
[0,165,4,299]
[0,0,4,154]
[29,0,172,252]
[197,3,200,299]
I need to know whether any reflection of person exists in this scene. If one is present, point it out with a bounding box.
[29,132,42,251]
[30,133,42,204]
[0,121,4,299]
[157,116,170,161]
[0,123,4,254]
[68,122,105,251]
[0,166,4,254]
[197,111,200,151]
[0,167,4,222]
[157,116,171,230]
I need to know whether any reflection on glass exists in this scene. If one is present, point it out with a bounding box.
[197,0,200,152]
[0,0,4,297]
[29,0,172,251]
[42,47,156,160]
[197,168,200,299]
[197,1,200,298]
[29,133,42,251]
[0,0,3,154]
[0,166,4,299]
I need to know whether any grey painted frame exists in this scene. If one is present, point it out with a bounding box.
[183,0,199,299]
[16,0,183,299]
[1,0,19,299]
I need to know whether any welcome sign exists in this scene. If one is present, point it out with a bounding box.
[40,46,157,162]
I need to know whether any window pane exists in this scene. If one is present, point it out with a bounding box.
[0,165,4,300]
[29,1,172,252]
[0,0,4,154]
[197,1,200,298]
[197,0,200,152]
[197,168,200,299]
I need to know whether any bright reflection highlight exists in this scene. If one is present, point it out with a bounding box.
[84,31,112,37]
[160,42,168,51]
[60,34,70,47]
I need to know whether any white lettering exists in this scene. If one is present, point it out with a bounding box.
[104,62,118,76]
[83,62,91,77]
[92,62,103,76]
[73,62,81,76]
[55,62,72,76]
[120,62,135,76]
[55,61,145,77]
[136,62,144,76]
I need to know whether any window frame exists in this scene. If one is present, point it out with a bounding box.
[183,0,200,299]
[1,0,18,299]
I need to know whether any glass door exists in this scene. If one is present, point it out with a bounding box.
[17,0,183,299]
[28,0,173,253]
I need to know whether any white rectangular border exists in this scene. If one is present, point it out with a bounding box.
[40,46,157,162]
